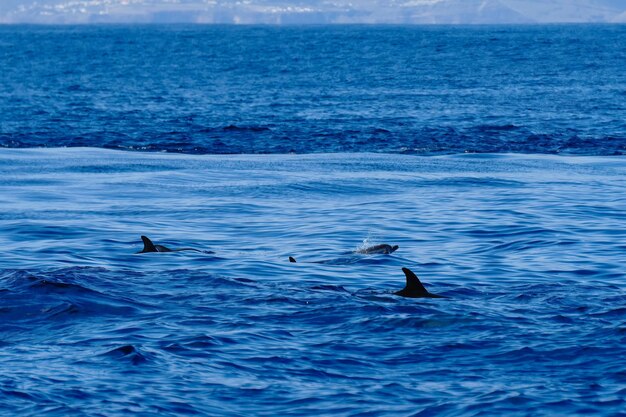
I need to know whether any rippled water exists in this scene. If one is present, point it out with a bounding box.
[1,25,625,155]
[1,24,625,415]
[1,148,625,415]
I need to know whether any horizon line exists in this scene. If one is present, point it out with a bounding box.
[1,21,625,26]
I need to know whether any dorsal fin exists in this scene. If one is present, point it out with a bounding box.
[401,267,429,296]
[141,235,157,252]
[289,256,297,263]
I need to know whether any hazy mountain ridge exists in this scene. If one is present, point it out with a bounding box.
[0,0,624,24]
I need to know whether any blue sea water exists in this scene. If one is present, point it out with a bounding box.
[0,25,625,155]
[1,25,626,416]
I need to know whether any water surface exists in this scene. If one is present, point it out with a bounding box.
[1,25,625,155]
[1,148,625,415]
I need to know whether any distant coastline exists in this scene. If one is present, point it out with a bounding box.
[1,0,625,25]
[1,22,626,26]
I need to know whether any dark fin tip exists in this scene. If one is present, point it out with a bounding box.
[289,256,297,263]
[140,235,157,252]
[402,267,429,294]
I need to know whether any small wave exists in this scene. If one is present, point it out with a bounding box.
[1,130,624,155]
[471,238,571,254]
[309,284,349,293]
[101,345,148,365]
[465,226,558,239]
[0,268,148,323]
[419,177,525,188]
[590,307,626,319]
[472,124,521,132]
[221,125,271,132]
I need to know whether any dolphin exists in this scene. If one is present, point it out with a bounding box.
[395,268,446,298]
[355,244,399,255]
[136,235,202,253]
[288,244,398,263]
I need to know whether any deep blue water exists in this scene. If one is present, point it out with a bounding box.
[1,26,626,416]
[0,25,625,155]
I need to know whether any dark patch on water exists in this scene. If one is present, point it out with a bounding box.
[102,345,149,365]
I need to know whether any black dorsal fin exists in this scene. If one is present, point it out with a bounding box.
[289,256,297,263]
[141,235,157,252]
[402,267,429,296]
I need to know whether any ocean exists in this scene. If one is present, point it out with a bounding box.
[0,25,625,416]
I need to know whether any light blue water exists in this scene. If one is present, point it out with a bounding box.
[1,148,625,415]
